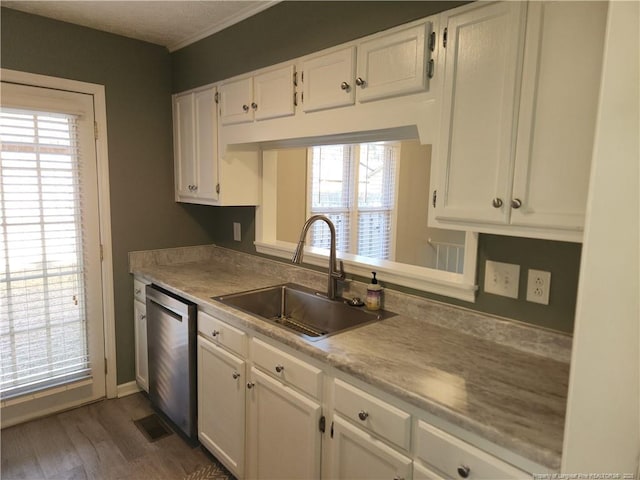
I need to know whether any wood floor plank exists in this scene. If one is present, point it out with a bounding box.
[1,393,219,480]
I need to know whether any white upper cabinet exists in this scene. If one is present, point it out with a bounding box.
[301,46,356,113]
[432,1,606,241]
[220,64,295,125]
[300,22,432,113]
[434,1,527,225]
[356,23,430,102]
[173,87,219,202]
[510,1,607,230]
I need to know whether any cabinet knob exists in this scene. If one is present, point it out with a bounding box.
[457,465,471,478]
[355,77,366,87]
[242,104,249,112]
[275,364,284,373]
[393,477,405,480]
[251,102,258,110]
[140,314,146,320]
[247,381,255,389]
[511,198,522,209]
[492,197,503,208]
[340,81,350,91]
[358,410,369,421]
[211,330,220,337]
[232,372,240,379]
[135,288,141,295]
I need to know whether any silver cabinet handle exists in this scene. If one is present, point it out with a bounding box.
[275,364,284,373]
[358,410,369,421]
[511,198,522,209]
[355,77,365,87]
[340,81,350,90]
[211,330,220,337]
[492,197,503,208]
[457,465,470,478]
[232,372,240,379]
[242,104,249,112]
[251,102,257,110]
[247,381,255,389]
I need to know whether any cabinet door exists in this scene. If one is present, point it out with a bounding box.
[356,23,430,103]
[247,367,322,480]
[134,299,148,392]
[220,76,253,125]
[254,65,295,121]
[193,88,219,201]
[435,2,527,224]
[197,336,246,479]
[173,93,196,198]
[511,1,607,230]
[413,461,445,480]
[329,416,412,480]
[301,47,356,113]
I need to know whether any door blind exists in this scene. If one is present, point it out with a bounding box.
[0,107,91,400]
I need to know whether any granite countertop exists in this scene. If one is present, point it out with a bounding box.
[130,246,570,471]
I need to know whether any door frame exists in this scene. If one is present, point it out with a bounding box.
[1,68,117,399]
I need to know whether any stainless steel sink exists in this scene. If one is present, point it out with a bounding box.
[213,283,395,341]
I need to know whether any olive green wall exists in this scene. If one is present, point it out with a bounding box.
[0,8,220,384]
[171,0,581,334]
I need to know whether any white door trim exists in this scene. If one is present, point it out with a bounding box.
[1,68,117,399]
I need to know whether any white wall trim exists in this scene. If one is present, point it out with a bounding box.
[168,1,280,52]
[117,381,141,398]
[1,68,118,399]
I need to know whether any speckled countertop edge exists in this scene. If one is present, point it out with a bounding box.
[129,245,570,470]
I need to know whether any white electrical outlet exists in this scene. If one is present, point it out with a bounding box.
[526,269,551,305]
[233,222,241,242]
[484,260,520,299]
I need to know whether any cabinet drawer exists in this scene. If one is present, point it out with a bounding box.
[199,310,248,357]
[415,420,529,479]
[333,378,411,451]
[133,278,147,303]
[251,338,322,399]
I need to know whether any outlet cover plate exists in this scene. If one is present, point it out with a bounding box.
[484,260,520,299]
[526,269,551,305]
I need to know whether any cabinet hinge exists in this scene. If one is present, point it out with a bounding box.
[94,121,99,140]
[427,59,435,79]
[319,415,326,433]
[216,183,220,195]
[432,189,437,208]
[301,92,304,103]
[214,91,219,104]
[330,421,334,438]
[100,244,104,261]
[104,358,108,375]
[429,30,436,52]
[293,70,298,87]
[443,27,448,48]
[301,71,304,83]
[294,92,298,107]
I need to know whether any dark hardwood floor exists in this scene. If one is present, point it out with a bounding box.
[1,393,219,479]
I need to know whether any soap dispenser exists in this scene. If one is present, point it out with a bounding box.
[366,272,383,311]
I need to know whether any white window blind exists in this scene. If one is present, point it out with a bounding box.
[0,107,91,400]
[308,142,398,260]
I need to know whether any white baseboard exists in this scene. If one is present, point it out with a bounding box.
[117,381,142,398]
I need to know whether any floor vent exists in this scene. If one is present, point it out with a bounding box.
[134,413,173,442]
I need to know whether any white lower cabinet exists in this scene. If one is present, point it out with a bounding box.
[194,313,535,480]
[329,416,412,480]
[197,336,246,479]
[247,367,322,480]
[133,277,149,392]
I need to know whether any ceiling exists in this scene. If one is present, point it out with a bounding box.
[1,1,280,52]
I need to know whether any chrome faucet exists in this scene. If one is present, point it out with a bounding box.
[292,215,345,300]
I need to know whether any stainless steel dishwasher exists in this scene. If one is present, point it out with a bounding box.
[145,284,197,441]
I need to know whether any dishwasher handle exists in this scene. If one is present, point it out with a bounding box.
[146,284,193,318]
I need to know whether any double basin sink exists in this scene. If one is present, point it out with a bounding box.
[213,283,395,341]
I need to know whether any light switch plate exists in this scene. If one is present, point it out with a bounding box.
[484,260,520,299]
[233,222,241,242]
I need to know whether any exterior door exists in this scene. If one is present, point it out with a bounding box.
[0,81,106,426]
